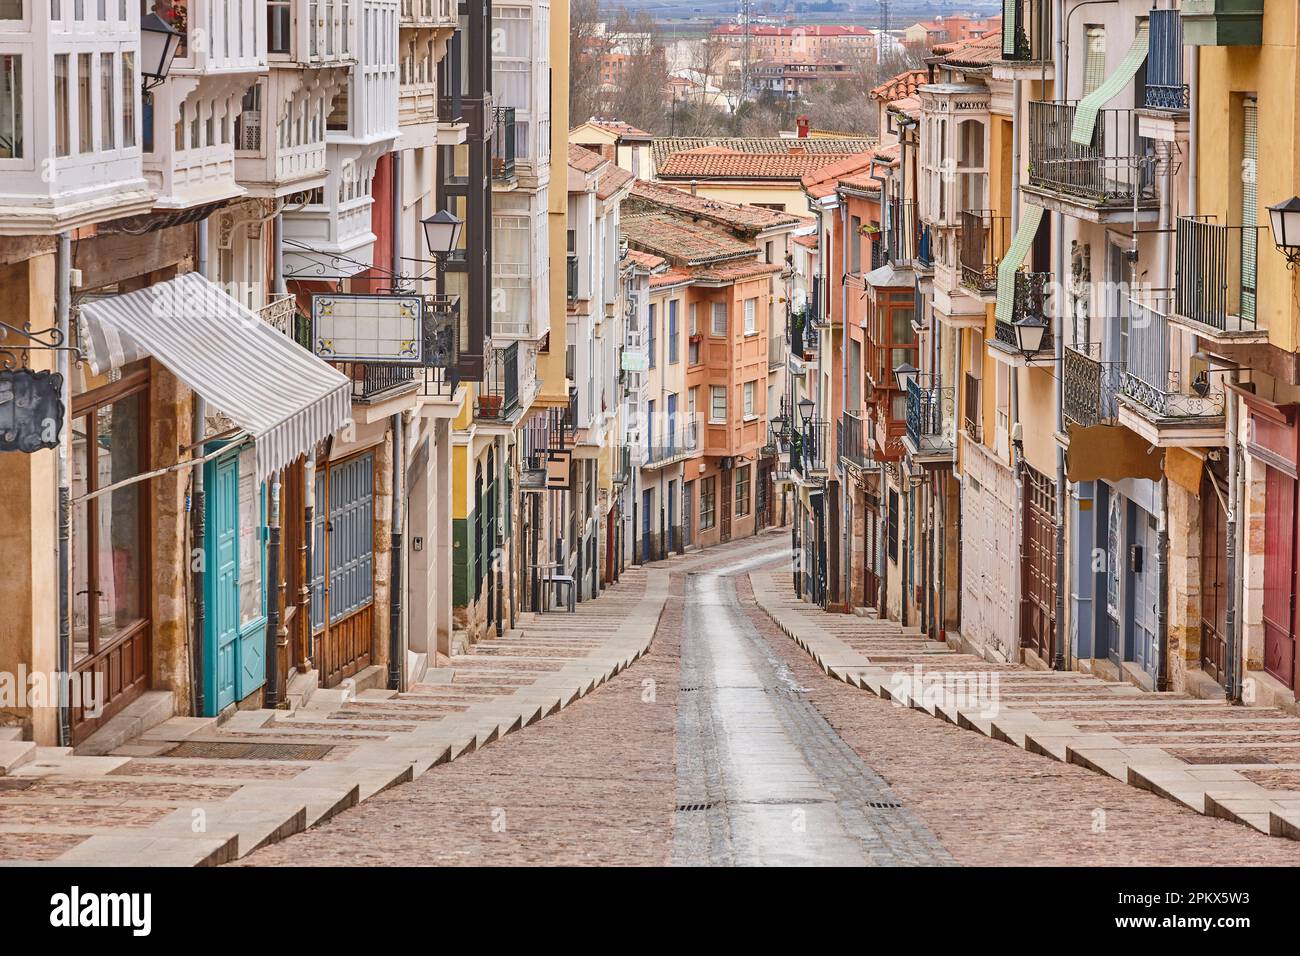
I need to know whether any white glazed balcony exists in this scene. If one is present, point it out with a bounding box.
[281,144,379,277]
[0,7,153,234]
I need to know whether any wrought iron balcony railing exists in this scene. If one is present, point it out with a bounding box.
[807,275,828,327]
[1027,101,1156,207]
[1063,342,1124,429]
[963,371,981,442]
[993,272,1053,351]
[959,209,1009,294]
[1146,9,1189,111]
[1121,297,1225,419]
[256,293,298,338]
[336,362,418,401]
[1002,0,1052,62]
[905,378,955,458]
[476,341,520,420]
[1174,216,1261,333]
[645,416,700,467]
[788,308,817,360]
[492,106,517,181]
[885,197,920,266]
[838,411,874,469]
[791,419,828,477]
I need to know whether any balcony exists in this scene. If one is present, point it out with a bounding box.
[282,168,380,278]
[1062,343,1123,430]
[1145,9,1189,112]
[991,272,1052,357]
[336,362,419,402]
[791,419,828,478]
[256,293,299,339]
[963,372,981,442]
[566,253,579,303]
[644,416,700,469]
[1025,102,1157,217]
[1000,0,1052,64]
[885,197,920,266]
[476,341,522,421]
[904,378,956,462]
[838,411,875,470]
[959,209,1009,295]
[807,275,827,328]
[1181,0,1263,48]
[1171,216,1268,342]
[492,107,517,183]
[1118,297,1226,441]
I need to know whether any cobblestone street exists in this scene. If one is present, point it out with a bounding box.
[240,535,1300,866]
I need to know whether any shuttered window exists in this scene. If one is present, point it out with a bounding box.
[1241,96,1258,323]
[1083,26,1106,95]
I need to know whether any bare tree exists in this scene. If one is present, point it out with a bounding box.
[570,0,610,127]
[606,11,670,133]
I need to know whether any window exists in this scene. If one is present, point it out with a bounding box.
[0,54,20,159]
[709,385,726,423]
[743,380,755,418]
[647,302,657,369]
[121,52,134,148]
[1083,26,1106,96]
[54,54,69,157]
[269,0,291,54]
[734,464,751,517]
[77,52,91,153]
[99,53,113,150]
[850,214,862,272]
[887,489,899,562]
[743,297,757,334]
[688,385,698,418]
[668,299,679,364]
[700,475,716,530]
[711,301,726,336]
[0,0,21,18]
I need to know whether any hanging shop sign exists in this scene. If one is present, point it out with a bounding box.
[545,448,572,491]
[0,368,64,453]
[312,293,425,365]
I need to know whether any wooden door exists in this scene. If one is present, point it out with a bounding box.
[1263,466,1296,690]
[1199,472,1228,683]
[1132,507,1159,679]
[1020,466,1056,662]
[683,480,694,547]
[314,453,376,688]
[721,468,733,543]
[208,455,240,712]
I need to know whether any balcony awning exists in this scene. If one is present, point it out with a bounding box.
[1066,424,1164,483]
[78,272,351,481]
[994,204,1044,325]
[1070,21,1150,145]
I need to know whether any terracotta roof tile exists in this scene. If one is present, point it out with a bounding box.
[651,136,873,169]
[793,234,819,249]
[626,249,666,271]
[869,69,928,103]
[595,163,634,200]
[568,143,605,173]
[582,118,652,139]
[650,267,693,289]
[691,260,783,283]
[800,151,878,199]
[621,212,757,266]
[939,32,1004,66]
[629,180,802,233]
[658,150,853,180]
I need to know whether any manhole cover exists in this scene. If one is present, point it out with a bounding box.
[676,801,717,812]
[163,741,335,761]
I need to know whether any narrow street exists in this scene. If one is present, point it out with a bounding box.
[241,535,1300,867]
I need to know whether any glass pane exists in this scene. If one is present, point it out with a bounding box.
[237,446,263,628]
[95,393,145,644]
[77,52,91,153]
[70,413,91,659]
[0,54,20,159]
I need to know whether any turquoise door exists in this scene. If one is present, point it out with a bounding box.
[204,447,267,715]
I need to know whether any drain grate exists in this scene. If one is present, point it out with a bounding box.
[679,686,701,693]
[676,801,717,812]
[867,800,903,809]
[163,740,335,761]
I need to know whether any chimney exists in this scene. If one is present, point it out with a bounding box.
[690,179,698,196]
[796,115,810,138]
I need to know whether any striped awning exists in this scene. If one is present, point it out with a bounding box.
[78,272,351,481]
[994,204,1045,325]
[1070,21,1150,145]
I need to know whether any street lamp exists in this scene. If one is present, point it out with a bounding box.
[140,12,183,91]
[1013,314,1048,357]
[421,209,464,256]
[893,361,919,393]
[797,396,815,426]
[1267,196,1300,267]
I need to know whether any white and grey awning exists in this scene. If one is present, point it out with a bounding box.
[78,272,351,480]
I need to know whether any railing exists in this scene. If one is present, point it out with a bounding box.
[612,444,633,483]
[566,253,578,302]
[492,106,517,181]
[1174,216,1261,333]
[885,197,920,265]
[808,275,827,327]
[906,378,955,457]
[256,293,298,338]
[336,362,418,401]
[1121,297,1225,419]
[1002,0,1051,62]
[476,341,520,420]
[959,210,1009,294]
[993,272,1053,351]
[1063,343,1124,428]
[963,371,981,441]
[838,411,874,468]
[644,416,700,467]
[792,419,828,477]
[1027,101,1156,206]
[1146,9,1188,111]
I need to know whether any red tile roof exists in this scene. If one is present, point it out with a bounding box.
[658,150,853,180]
[800,151,878,199]
[793,234,819,249]
[938,32,1004,66]
[869,69,928,103]
[568,143,605,173]
[650,267,693,289]
[595,163,634,200]
[652,136,873,169]
[626,249,666,272]
[581,118,652,140]
[629,180,802,233]
[621,213,758,265]
[692,260,783,283]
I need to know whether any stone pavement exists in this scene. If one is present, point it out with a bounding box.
[0,566,668,866]
[751,569,1300,847]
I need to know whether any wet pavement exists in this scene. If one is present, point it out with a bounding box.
[673,548,952,866]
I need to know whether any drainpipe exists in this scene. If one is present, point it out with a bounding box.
[56,232,72,747]
[265,471,282,708]
[1224,371,1241,702]
[496,433,505,636]
[1051,0,1068,671]
[389,414,405,687]
[391,152,403,284]
[273,214,288,296]
[840,198,850,610]
[192,220,209,717]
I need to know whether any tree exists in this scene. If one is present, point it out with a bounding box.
[570,0,609,127]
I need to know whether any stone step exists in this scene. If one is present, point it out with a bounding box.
[0,740,37,776]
